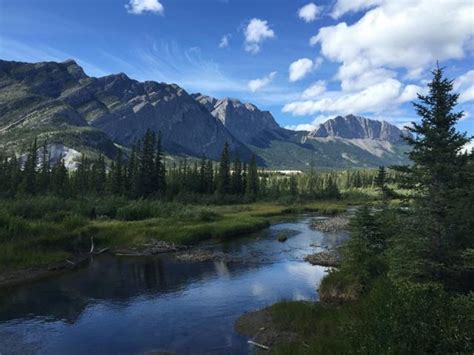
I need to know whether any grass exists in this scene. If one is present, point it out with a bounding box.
[0,197,356,272]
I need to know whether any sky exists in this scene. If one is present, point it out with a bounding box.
[0,0,473,138]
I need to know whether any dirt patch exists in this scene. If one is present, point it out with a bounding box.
[311,216,349,233]
[304,249,341,267]
[235,308,300,352]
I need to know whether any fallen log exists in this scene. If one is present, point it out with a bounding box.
[248,340,270,350]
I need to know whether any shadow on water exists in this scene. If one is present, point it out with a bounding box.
[0,216,348,354]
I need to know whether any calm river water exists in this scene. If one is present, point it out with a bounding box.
[0,216,347,354]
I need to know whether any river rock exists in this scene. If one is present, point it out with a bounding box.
[172,249,234,263]
[304,249,341,267]
[311,216,349,233]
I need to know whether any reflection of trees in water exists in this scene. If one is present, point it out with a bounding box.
[0,255,226,324]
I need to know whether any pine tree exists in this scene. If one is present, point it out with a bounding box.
[38,141,51,194]
[109,149,124,195]
[231,157,243,195]
[289,175,298,197]
[245,154,259,199]
[374,166,392,204]
[217,142,231,195]
[154,132,166,195]
[391,65,472,289]
[21,138,38,195]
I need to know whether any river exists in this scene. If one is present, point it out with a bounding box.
[0,216,348,354]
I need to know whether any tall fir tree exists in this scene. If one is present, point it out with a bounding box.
[217,142,231,195]
[391,65,472,289]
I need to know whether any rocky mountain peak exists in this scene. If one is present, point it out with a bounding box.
[309,115,410,143]
[193,94,285,146]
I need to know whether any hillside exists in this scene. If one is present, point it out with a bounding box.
[0,59,411,169]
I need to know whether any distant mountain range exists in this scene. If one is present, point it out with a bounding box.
[0,59,411,169]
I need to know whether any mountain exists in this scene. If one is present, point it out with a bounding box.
[0,59,411,169]
[309,114,410,143]
[247,115,411,170]
[0,59,252,161]
[192,94,290,147]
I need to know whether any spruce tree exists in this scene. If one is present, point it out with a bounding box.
[217,142,231,195]
[391,65,472,289]
[245,154,259,199]
[21,138,38,195]
[231,157,243,195]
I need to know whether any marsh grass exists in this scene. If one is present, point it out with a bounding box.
[0,197,352,271]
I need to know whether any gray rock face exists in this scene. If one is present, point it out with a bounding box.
[309,114,410,143]
[0,59,252,160]
[193,94,289,147]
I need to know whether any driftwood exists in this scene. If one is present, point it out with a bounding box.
[248,340,270,350]
[93,248,110,255]
[89,236,95,254]
[65,259,76,265]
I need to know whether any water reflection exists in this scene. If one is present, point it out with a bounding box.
[0,217,346,354]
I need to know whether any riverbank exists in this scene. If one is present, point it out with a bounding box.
[0,197,353,287]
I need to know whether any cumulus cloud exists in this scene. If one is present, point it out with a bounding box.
[289,58,314,82]
[248,71,277,92]
[289,0,474,124]
[244,18,275,54]
[298,3,321,23]
[302,81,326,99]
[219,34,230,48]
[454,70,474,103]
[397,84,423,103]
[312,0,474,80]
[331,0,383,19]
[459,86,474,104]
[285,115,333,132]
[283,78,403,116]
[126,0,164,14]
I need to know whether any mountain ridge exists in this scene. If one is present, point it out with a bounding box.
[0,59,411,169]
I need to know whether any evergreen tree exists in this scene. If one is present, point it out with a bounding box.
[391,65,472,289]
[217,142,231,195]
[374,166,392,204]
[245,154,259,199]
[154,132,166,195]
[21,138,38,194]
[38,141,51,194]
[109,149,124,195]
[231,157,243,195]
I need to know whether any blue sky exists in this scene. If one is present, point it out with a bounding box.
[0,0,473,138]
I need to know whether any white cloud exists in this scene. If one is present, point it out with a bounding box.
[331,0,383,19]
[289,57,322,82]
[298,3,321,23]
[248,71,277,92]
[462,140,474,154]
[244,18,275,54]
[459,86,474,103]
[219,34,230,48]
[125,0,164,15]
[289,58,314,82]
[313,0,474,74]
[302,81,326,99]
[454,70,474,103]
[285,115,333,131]
[397,84,423,103]
[454,70,474,91]
[283,78,403,116]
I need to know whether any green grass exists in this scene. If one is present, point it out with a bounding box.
[0,197,355,272]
